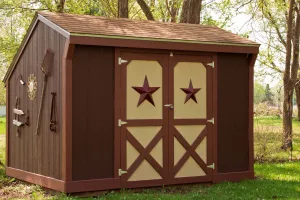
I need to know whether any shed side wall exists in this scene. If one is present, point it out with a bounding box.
[72,45,114,181]
[8,21,65,179]
[217,53,249,173]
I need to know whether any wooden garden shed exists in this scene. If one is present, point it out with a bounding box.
[4,12,259,193]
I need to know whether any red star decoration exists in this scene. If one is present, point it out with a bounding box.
[181,79,201,104]
[132,76,160,107]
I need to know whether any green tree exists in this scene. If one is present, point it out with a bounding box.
[263,84,274,105]
[254,81,265,104]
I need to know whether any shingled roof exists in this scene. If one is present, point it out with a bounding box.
[39,11,258,46]
[3,11,259,82]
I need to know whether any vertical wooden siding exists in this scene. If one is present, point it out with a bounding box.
[217,53,249,173]
[72,45,115,181]
[8,21,65,179]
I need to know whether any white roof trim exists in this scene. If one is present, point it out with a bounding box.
[37,14,70,38]
[3,14,70,82]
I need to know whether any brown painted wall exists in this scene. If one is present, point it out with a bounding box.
[217,53,250,173]
[72,45,115,181]
[8,21,65,179]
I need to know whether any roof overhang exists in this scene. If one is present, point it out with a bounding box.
[3,13,260,83]
[69,33,259,54]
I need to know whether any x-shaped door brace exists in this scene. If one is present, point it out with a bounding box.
[173,127,208,176]
[126,129,164,180]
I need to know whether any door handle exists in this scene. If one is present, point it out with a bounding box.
[164,104,174,109]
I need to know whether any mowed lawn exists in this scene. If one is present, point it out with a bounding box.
[0,116,299,199]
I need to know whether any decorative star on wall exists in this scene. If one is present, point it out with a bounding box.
[181,79,201,103]
[132,76,160,107]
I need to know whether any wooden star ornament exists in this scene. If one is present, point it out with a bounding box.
[181,79,201,103]
[132,76,160,107]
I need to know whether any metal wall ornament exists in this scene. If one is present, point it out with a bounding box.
[27,74,37,100]
[50,92,57,133]
[132,75,160,107]
[180,79,201,103]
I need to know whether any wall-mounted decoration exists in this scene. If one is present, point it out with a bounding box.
[180,79,201,103]
[132,75,160,107]
[36,49,54,135]
[13,119,24,127]
[13,97,22,137]
[25,115,30,126]
[27,74,37,100]
[13,108,24,115]
[18,75,25,85]
[50,92,57,133]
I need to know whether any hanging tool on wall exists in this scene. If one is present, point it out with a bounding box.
[13,97,24,137]
[50,92,57,133]
[25,110,30,126]
[35,49,54,135]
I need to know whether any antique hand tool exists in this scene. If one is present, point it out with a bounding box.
[35,49,53,135]
[50,92,57,133]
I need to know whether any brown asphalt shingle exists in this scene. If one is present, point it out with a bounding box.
[39,12,258,46]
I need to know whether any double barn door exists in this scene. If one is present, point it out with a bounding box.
[118,50,214,188]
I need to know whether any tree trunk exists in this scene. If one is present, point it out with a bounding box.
[57,0,65,13]
[137,0,155,20]
[283,81,294,150]
[180,0,202,24]
[118,0,128,18]
[282,0,295,150]
[166,0,180,22]
[292,7,300,121]
[295,79,300,120]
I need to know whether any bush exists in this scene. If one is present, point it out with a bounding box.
[254,123,282,163]
[254,102,281,117]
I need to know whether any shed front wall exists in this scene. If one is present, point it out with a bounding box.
[217,53,250,173]
[72,45,115,181]
[8,21,65,179]
[71,48,253,183]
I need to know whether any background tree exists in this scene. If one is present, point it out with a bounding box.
[137,0,155,20]
[118,0,128,18]
[57,0,66,12]
[215,0,300,150]
[254,81,266,104]
[263,84,274,105]
[295,78,300,120]
[180,0,202,24]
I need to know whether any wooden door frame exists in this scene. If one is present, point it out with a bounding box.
[168,53,216,185]
[115,48,218,188]
[117,49,169,188]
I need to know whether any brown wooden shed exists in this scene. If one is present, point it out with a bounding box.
[4,12,259,193]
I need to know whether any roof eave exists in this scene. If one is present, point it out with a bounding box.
[70,32,260,48]
[69,34,260,54]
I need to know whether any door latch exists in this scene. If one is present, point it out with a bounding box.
[207,118,214,124]
[164,104,174,109]
[207,163,215,169]
[118,169,127,176]
[118,119,127,127]
[118,57,128,65]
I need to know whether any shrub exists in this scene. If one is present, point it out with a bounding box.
[254,102,281,117]
[254,123,282,163]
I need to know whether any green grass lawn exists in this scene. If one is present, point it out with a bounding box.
[0,162,299,199]
[0,116,299,199]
